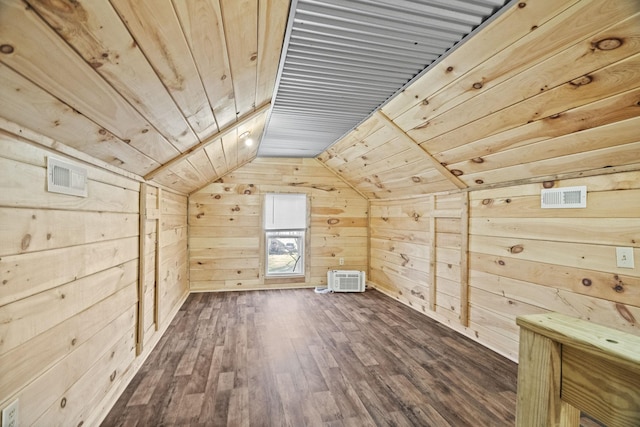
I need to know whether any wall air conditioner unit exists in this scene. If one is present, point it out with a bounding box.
[327,270,366,292]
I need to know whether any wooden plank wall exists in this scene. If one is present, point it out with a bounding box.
[370,171,640,362]
[189,158,368,291]
[369,193,469,329]
[0,131,189,425]
[158,190,189,321]
[468,171,640,360]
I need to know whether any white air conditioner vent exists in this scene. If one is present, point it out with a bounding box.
[327,270,365,292]
[47,157,88,197]
[541,186,586,209]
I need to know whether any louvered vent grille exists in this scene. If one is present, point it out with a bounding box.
[328,270,366,292]
[335,273,361,291]
[541,186,586,209]
[47,157,88,197]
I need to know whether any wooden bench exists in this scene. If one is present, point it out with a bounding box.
[516,313,640,427]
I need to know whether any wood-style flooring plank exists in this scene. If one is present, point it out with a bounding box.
[101,289,601,426]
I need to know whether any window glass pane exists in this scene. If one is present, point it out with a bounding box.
[266,230,304,276]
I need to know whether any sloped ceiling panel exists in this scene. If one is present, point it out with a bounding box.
[259,0,508,157]
[0,0,290,194]
[320,0,640,198]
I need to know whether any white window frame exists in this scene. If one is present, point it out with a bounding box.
[264,193,308,278]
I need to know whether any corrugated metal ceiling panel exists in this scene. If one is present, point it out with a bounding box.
[259,0,510,157]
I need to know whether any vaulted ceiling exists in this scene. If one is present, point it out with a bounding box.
[1,0,639,196]
[0,0,289,193]
[321,0,640,198]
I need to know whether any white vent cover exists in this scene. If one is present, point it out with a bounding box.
[541,186,586,209]
[47,157,88,197]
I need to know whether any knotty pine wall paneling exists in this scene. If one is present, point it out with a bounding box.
[468,171,640,359]
[369,173,639,362]
[189,158,368,291]
[369,193,469,329]
[0,130,189,426]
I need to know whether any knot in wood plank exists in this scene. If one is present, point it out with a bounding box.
[569,75,593,87]
[0,44,14,54]
[594,38,623,51]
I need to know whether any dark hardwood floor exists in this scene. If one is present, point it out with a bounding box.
[101,289,596,426]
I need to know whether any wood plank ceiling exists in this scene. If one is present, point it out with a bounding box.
[1,0,639,196]
[319,0,640,198]
[0,0,290,194]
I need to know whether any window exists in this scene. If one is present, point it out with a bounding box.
[264,193,307,277]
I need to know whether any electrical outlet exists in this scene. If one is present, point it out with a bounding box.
[616,247,635,269]
[1,399,18,427]
[339,257,344,265]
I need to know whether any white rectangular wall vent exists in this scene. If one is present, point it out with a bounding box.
[328,270,366,292]
[541,186,586,209]
[47,157,88,197]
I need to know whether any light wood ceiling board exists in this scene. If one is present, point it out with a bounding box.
[204,139,229,178]
[221,131,239,172]
[382,0,580,120]
[151,168,198,195]
[332,126,399,165]
[420,51,640,158]
[334,136,409,176]
[256,0,290,105]
[359,161,454,190]
[143,102,269,180]
[0,63,158,176]
[437,86,640,166]
[220,0,259,117]
[337,147,424,180]
[236,113,265,165]
[317,114,386,165]
[168,159,211,190]
[0,0,180,164]
[317,152,347,171]
[173,0,236,129]
[186,148,218,184]
[449,116,640,180]
[25,0,200,152]
[404,7,640,148]
[339,154,456,199]
[462,141,640,187]
[363,164,448,189]
[377,111,467,190]
[355,171,448,197]
[395,0,640,133]
[109,0,218,140]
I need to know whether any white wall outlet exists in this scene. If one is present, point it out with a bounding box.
[339,257,344,265]
[616,247,635,269]
[1,399,18,427]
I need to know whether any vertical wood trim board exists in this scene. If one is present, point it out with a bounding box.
[429,195,437,311]
[137,182,148,355]
[154,187,162,330]
[459,191,470,326]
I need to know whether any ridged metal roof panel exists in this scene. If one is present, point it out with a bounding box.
[259,0,510,157]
